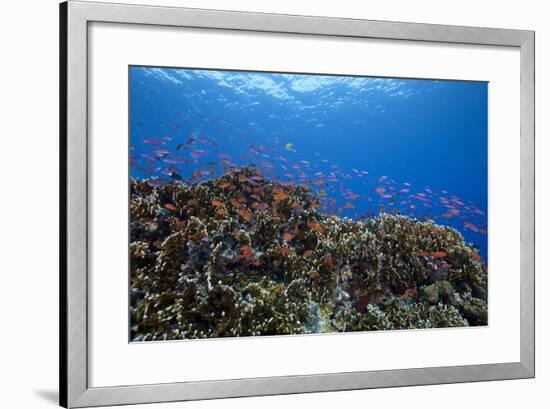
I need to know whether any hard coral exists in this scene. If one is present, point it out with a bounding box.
[130,167,487,341]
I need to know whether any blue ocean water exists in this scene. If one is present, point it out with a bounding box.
[129,66,488,260]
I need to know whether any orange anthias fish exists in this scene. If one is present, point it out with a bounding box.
[471,251,482,261]
[322,254,334,268]
[282,232,294,242]
[432,251,447,258]
[308,222,324,233]
[239,208,252,221]
[164,203,177,211]
[230,198,241,208]
[211,199,223,207]
[403,288,417,300]
[240,245,254,262]
[279,246,290,256]
[464,221,480,233]
[273,191,289,201]
[218,182,234,189]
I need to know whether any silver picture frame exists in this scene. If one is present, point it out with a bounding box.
[60,1,535,407]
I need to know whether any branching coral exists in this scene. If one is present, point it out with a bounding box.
[130,167,488,341]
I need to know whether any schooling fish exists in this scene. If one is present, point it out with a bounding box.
[147,178,171,188]
[154,150,170,158]
[464,221,480,233]
[143,137,164,146]
[169,172,183,180]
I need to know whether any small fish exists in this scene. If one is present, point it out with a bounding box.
[403,288,416,300]
[322,254,333,268]
[284,143,295,152]
[164,203,177,211]
[143,137,164,146]
[273,192,289,201]
[279,247,290,256]
[192,170,207,179]
[211,200,224,207]
[303,250,313,258]
[471,251,482,261]
[433,251,447,258]
[239,208,252,221]
[147,178,171,188]
[240,245,254,262]
[282,232,294,242]
[308,222,324,233]
[464,221,480,233]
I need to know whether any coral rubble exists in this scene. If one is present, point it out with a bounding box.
[130,167,488,341]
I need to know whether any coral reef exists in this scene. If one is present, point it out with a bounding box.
[130,167,488,341]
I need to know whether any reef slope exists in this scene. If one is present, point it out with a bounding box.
[130,167,487,341]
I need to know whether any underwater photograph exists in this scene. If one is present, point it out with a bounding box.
[129,66,488,342]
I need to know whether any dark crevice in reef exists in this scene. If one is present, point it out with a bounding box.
[130,167,488,341]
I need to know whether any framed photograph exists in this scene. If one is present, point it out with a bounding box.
[60,1,534,407]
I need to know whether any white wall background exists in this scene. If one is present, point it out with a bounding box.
[0,0,547,408]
